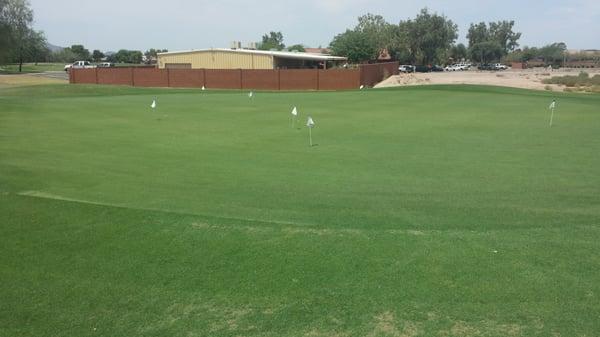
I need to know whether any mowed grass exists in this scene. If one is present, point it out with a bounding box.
[0,63,65,74]
[1,84,599,337]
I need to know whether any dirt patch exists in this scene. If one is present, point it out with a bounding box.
[0,73,66,87]
[375,68,600,92]
[367,311,421,337]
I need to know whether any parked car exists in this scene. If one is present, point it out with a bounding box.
[445,64,457,71]
[493,63,508,70]
[97,62,115,68]
[477,63,494,71]
[64,61,95,71]
[430,65,444,72]
[414,65,431,73]
[399,65,415,73]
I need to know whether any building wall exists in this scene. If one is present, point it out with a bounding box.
[158,50,273,70]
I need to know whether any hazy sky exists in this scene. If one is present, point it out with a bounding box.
[30,0,599,52]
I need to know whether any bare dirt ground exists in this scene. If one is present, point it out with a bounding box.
[0,72,67,88]
[375,68,600,92]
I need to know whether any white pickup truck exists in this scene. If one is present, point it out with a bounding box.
[64,61,95,72]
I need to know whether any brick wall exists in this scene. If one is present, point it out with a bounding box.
[71,66,388,91]
[279,70,318,90]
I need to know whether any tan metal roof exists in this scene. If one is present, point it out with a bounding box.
[157,48,347,61]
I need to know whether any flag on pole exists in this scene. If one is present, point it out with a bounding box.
[202,86,206,91]
[151,99,156,109]
[291,107,298,116]
[549,99,557,127]
[360,85,365,90]
[306,116,315,146]
[248,91,254,98]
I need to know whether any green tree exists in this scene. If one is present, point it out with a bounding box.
[92,49,104,62]
[403,8,458,65]
[48,47,77,63]
[329,29,378,63]
[70,44,90,60]
[467,20,521,60]
[356,13,393,55]
[287,44,305,52]
[0,0,48,71]
[467,22,489,47]
[469,41,503,63]
[449,43,468,62]
[489,20,521,53]
[538,42,567,66]
[259,31,285,51]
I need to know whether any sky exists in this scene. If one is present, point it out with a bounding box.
[30,0,600,52]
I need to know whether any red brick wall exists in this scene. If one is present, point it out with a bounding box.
[132,68,169,87]
[242,70,279,90]
[72,68,366,91]
[205,69,242,89]
[97,68,133,86]
[169,69,205,88]
[279,70,318,90]
[318,69,361,90]
[72,69,97,84]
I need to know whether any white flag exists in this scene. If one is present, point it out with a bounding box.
[248,91,253,98]
[291,107,298,116]
[360,85,365,90]
[306,116,315,128]
[202,86,206,91]
[549,100,556,110]
[151,99,156,109]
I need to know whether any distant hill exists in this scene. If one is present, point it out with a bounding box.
[46,43,64,52]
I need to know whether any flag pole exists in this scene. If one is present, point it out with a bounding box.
[549,106,555,127]
[309,127,312,146]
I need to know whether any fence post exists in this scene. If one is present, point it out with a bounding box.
[277,69,281,91]
[130,68,135,86]
[239,69,243,90]
[166,68,170,87]
[95,68,99,84]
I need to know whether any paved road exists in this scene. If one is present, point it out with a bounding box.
[29,71,69,81]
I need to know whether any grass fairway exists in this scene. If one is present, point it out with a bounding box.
[1,84,599,337]
[0,63,65,74]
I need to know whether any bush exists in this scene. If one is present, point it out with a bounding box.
[542,72,599,88]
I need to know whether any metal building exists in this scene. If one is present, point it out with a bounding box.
[157,48,347,70]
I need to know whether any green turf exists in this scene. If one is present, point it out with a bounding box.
[1,84,599,337]
[0,63,65,74]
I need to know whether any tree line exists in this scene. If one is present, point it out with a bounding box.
[0,0,167,70]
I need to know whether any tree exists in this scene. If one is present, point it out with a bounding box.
[70,44,90,61]
[538,42,567,66]
[449,43,467,62]
[489,20,521,53]
[92,49,104,62]
[114,49,143,64]
[469,41,503,63]
[467,20,521,61]
[259,31,285,51]
[329,29,378,63]
[48,47,77,63]
[401,8,458,65]
[467,22,489,47]
[287,44,305,52]
[356,13,394,55]
[0,0,49,71]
